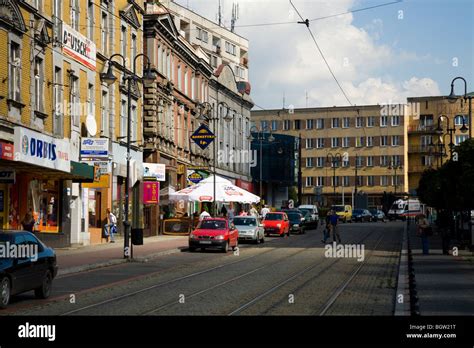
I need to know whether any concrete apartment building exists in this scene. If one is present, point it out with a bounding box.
[251,105,407,208]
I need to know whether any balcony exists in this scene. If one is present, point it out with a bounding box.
[408,124,438,134]
[408,145,432,153]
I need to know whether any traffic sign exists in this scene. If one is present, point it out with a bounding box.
[190,124,216,150]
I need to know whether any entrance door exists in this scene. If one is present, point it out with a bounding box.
[95,191,102,228]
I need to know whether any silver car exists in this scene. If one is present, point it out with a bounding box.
[234,216,265,244]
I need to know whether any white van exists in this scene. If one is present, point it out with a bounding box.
[298,205,319,227]
[388,199,423,220]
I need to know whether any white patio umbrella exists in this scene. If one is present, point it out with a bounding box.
[169,175,260,204]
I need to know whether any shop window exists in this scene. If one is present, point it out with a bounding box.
[28,180,60,233]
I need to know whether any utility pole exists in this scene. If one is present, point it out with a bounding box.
[354,154,358,209]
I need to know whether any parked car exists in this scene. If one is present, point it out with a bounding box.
[298,205,319,228]
[189,218,239,253]
[332,205,353,223]
[263,212,290,237]
[369,209,385,222]
[233,216,265,244]
[0,231,58,309]
[352,209,373,222]
[285,211,306,234]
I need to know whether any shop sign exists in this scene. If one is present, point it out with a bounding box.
[188,171,203,184]
[0,169,15,184]
[62,23,96,70]
[0,142,14,160]
[143,163,166,181]
[80,138,109,159]
[14,127,71,172]
[143,181,159,204]
[190,124,215,150]
[83,173,110,189]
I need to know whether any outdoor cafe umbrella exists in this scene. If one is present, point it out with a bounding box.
[169,175,260,204]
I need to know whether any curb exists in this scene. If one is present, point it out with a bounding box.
[57,246,188,277]
[394,223,411,316]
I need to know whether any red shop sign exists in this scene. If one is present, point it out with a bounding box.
[0,142,14,160]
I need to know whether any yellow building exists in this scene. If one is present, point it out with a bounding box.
[251,105,407,208]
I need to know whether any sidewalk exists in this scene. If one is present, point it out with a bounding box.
[54,235,188,277]
[408,223,474,315]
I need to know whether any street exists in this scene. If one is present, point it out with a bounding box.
[5,221,403,316]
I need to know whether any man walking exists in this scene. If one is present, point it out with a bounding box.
[261,205,270,219]
[106,208,117,243]
[330,210,341,243]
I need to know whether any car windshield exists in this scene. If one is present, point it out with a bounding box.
[353,209,364,214]
[287,212,302,220]
[265,213,283,221]
[0,234,12,246]
[233,217,257,226]
[198,220,226,230]
[299,208,310,214]
[332,206,344,212]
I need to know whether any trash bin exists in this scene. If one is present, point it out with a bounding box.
[131,228,143,245]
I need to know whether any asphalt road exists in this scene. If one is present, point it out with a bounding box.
[4,221,404,316]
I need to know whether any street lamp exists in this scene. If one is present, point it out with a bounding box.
[326,153,342,206]
[248,125,274,201]
[447,76,472,139]
[198,101,233,215]
[435,114,468,160]
[388,160,403,196]
[100,53,156,260]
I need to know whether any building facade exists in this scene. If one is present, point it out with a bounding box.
[251,105,407,208]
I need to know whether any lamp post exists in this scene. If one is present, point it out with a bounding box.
[198,101,233,215]
[326,153,342,206]
[388,160,403,196]
[447,76,472,139]
[434,114,468,160]
[249,125,274,202]
[100,53,156,260]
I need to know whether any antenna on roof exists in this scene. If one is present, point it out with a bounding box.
[218,0,222,26]
[231,3,239,32]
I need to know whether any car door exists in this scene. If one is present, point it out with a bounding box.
[23,233,46,288]
[229,222,237,246]
[10,234,34,294]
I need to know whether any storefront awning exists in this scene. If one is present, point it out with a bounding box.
[0,159,95,182]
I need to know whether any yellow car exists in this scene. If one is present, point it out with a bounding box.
[331,205,352,223]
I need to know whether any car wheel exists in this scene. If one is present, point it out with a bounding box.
[35,270,52,299]
[222,241,229,253]
[0,276,11,309]
[189,247,196,252]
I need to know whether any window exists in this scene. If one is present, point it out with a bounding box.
[380,135,388,146]
[101,90,108,136]
[283,120,291,130]
[121,25,127,60]
[342,176,350,187]
[420,115,434,127]
[87,1,94,40]
[355,176,363,187]
[70,76,79,128]
[342,158,349,167]
[305,177,314,187]
[316,177,325,186]
[331,137,340,148]
[166,53,171,79]
[367,156,374,167]
[381,176,389,186]
[271,120,278,131]
[53,67,63,136]
[225,41,236,55]
[177,65,182,90]
[367,176,375,186]
[184,70,188,95]
[196,28,209,43]
[454,115,466,126]
[330,158,340,168]
[120,99,127,138]
[294,120,301,130]
[331,176,340,186]
[331,118,340,128]
[53,0,61,18]
[316,119,324,129]
[365,116,374,127]
[366,136,374,147]
[356,156,364,167]
[306,158,314,167]
[9,42,21,101]
[34,57,44,112]
[131,105,137,142]
[392,135,400,146]
[191,74,196,100]
[342,137,349,148]
[316,157,325,168]
[261,120,268,129]
[391,115,400,126]
[87,83,94,116]
[131,33,137,60]
[380,115,388,127]
[306,119,314,129]
[380,156,388,167]
[455,135,469,145]
[305,138,314,149]
[356,116,364,128]
[421,155,433,166]
[211,55,218,68]
[392,155,402,166]
[355,137,364,147]
[421,135,432,147]
[101,12,108,53]
[316,138,325,149]
[71,0,80,30]
[343,117,350,128]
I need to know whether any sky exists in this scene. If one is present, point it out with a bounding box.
[174,0,474,110]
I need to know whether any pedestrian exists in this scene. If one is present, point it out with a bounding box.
[106,208,117,243]
[261,205,270,219]
[416,213,432,255]
[220,205,227,217]
[249,205,259,218]
[199,209,211,221]
[21,211,35,232]
[227,203,235,223]
[329,210,341,243]
[321,210,332,244]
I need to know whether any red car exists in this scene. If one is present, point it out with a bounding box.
[189,218,239,253]
[263,212,290,237]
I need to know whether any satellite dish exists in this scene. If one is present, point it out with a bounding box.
[86,114,97,136]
